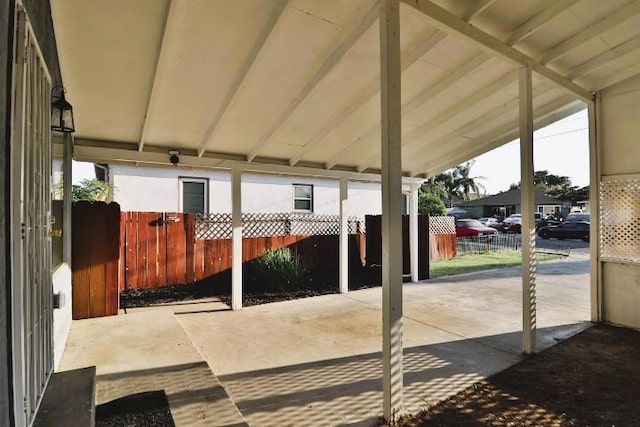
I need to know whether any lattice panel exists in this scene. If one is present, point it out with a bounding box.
[244,213,290,237]
[429,216,456,235]
[600,178,640,264]
[195,213,365,240]
[195,213,231,239]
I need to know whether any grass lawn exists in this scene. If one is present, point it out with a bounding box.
[430,250,563,278]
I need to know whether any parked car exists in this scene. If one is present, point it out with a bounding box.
[565,213,590,223]
[537,221,590,241]
[502,213,543,233]
[538,214,561,228]
[478,217,500,228]
[456,219,498,238]
[502,214,522,232]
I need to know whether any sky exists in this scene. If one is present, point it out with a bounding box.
[72,160,96,184]
[72,109,590,192]
[469,109,589,195]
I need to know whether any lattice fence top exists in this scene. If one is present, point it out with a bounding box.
[429,216,456,235]
[195,212,365,239]
[600,177,640,264]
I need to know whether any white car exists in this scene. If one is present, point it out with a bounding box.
[503,213,543,232]
[478,217,499,228]
[503,214,522,228]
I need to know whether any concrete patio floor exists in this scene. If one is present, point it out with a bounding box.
[59,254,590,426]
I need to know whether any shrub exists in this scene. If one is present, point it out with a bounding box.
[253,247,307,291]
[419,191,447,216]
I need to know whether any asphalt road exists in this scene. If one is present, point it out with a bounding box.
[535,235,590,255]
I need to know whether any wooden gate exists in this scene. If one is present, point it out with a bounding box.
[364,214,431,279]
[71,202,121,319]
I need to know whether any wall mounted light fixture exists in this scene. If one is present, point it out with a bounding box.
[51,86,75,133]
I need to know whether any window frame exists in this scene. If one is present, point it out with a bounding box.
[179,177,209,214]
[292,183,314,212]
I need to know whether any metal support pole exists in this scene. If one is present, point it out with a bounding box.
[231,168,243,310]
[588,96,602,322]
[339,178,349,294]
[380,0,403,419]
[409,184,419,282]
[519,65,536,354]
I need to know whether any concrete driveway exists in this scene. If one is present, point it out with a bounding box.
[60,254,590,426]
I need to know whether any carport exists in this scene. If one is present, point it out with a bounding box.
[47,0,640,419]
[5,0,640,424]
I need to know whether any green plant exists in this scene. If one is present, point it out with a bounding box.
[70,179,115,202]
[253,247,307,291]
[418,191,447,216]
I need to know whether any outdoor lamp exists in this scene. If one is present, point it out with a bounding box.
[51,86,75,133]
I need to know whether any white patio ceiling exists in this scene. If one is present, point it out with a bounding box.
[51,0,640,178]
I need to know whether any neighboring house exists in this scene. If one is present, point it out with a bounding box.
[107,164,412,217]
[458,188,564,219]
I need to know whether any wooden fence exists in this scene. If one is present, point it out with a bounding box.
[72,207,457,315]
[120,212,366,290]
[364,214,457,280]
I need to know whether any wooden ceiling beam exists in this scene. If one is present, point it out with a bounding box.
[410,96,583,176]
[541,1,640,65]
[197,0,289,157]
[420,102,585,176]
[463,0,496,22]
[287,29,448,166]
[355,69,519,172]
[138,0,176,152]
[324,53,489,169]
[568,37,640,79]
[507,0,580,46]
[245,2,380,162]
[401,0,591,101]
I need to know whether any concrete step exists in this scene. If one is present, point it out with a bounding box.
[34,366,96,427]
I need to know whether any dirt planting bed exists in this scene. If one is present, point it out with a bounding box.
[391,324,640,426]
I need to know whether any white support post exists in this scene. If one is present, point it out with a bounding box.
[380,0,403,420]
[409,184,419,282]
[63,133,73,264]
[588,96,601,322]
[231,168,243,310]
[339,178,349,294]
[519,65,537,354]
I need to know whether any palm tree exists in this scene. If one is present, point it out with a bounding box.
[422,161,485,207]
[451,161,485,202]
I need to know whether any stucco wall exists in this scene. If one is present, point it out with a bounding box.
[52,264,72,368]
[0,0,15,423]
[599,73,640,330]
[110,164,384,216]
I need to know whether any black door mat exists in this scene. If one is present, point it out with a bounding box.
[96,390,175,427]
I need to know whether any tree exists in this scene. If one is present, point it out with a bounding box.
[420,176,446,200]
[451,161,485,202]
[70,179,115,202]
[510,170,577,200]
[418,191,447,216]
[423,161,485,207]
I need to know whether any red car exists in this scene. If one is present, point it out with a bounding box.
[456,219,499,238]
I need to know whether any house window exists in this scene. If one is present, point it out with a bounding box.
[293,184,313,212]
[180,178,208,213]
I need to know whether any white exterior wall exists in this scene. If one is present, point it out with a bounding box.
[52,264,72,368]
[599,74,640,330]
[51,158,72,369]
[110,164,384,216]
